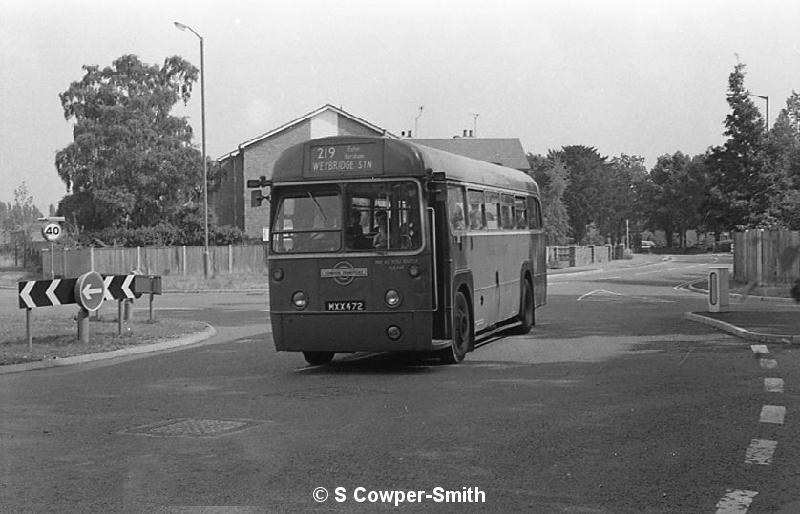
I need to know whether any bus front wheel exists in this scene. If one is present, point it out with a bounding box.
[303,351,334,366]
[440,291,472,364]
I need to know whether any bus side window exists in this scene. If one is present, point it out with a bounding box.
[467,190,485,230]
[500,194,515,229]
[514,197,527,229]
[528,197,543,229]
[485,191,500,230]
[447,186,466,232]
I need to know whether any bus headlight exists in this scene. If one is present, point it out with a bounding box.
[291,290,308,310]
[384,289,402,308]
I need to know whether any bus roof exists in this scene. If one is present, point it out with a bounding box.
[271,136,539,195]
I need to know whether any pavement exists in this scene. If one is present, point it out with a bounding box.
[684,282,800,345]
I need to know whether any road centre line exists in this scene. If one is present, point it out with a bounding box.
[714,489,758,514]
[744,439,778,465]
[759,405,786,425]
[764,378,784,393]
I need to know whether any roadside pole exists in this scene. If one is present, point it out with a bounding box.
[77,307,90,343]
[73,271,105,343]
[26,309,32,351]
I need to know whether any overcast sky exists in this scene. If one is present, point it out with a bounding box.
[2,0,799,212]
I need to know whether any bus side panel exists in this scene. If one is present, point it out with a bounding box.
[532,230,547,307]
[532,231,547,307]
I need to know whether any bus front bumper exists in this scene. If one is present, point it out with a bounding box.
[270,311,446,353]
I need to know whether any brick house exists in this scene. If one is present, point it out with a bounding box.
[213,104,393,239]
[212,104,531,240]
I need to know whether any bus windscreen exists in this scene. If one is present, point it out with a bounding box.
[271,181,422,254]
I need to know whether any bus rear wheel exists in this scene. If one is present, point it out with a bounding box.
[303,351,334,365]
[516,279,535,334]
[440,291,472,364]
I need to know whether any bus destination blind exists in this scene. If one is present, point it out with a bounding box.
[306,142,381,177]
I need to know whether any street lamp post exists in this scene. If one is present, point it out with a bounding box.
[174,21,210,278]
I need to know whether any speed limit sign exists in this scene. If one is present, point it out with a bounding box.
[41,223,62,242]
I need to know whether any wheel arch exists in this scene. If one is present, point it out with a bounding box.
[519,260,534,312]
[452,270,475,351]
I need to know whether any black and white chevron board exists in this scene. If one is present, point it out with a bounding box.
[18,277,77,309]
[103,274,136,301]
[18,274,162,309]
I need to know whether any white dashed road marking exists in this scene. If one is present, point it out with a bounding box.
[759,358,778,370]
[759,405,786,425]
[744,439,778,465]
[764,378,784,393]
[750,344,769,355]
[714,489,759,513]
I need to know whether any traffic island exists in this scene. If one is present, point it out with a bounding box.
[0,315,211,366]
[684,310,800,345]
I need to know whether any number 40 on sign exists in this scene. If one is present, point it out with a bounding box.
[41,223,62,242]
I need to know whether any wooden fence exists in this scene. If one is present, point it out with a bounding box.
[547,244,625,268]
[733,230,800,285]
[41,243,626,278]
[42,244,267,277]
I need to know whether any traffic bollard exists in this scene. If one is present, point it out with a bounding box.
[708,266,730,313]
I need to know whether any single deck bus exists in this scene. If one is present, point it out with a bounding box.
[252,136,546,365]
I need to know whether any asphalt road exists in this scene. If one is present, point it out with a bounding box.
[3,254,799,513]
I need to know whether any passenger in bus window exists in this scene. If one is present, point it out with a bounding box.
[449,203,465,231]
[347,208,371,249]
[400,222,416,249]
[373,211,389,249]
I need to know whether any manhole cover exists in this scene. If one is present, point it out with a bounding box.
[121,418,264,438]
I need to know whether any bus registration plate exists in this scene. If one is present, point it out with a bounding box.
[325,300,365,312]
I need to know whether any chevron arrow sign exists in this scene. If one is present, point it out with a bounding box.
[103,275,136,301]
[18,278,78,309]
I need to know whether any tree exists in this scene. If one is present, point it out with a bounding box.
[754,92,800,229]
[55,54,202,234]
[606,154,648,245]
[1,183,43,234]
[642,152,708,247]
[0,183,43,264]
[705,62,767,232]
[554,146,611,244]
[528,153,570,245]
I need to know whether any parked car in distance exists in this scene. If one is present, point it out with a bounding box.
[640,240,656,251]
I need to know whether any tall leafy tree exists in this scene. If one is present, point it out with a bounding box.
[642,152,708,246]
[606,154,648,245]
[55,54,202,233]
[0,182,43,248]
[554,145,610,243]
[755,93,800,229]
[528,153,570,245]
[705,62,766,232]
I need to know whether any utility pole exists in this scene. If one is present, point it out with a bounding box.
[469,113,479,137]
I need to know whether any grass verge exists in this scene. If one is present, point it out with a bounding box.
[0,312,207,366]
